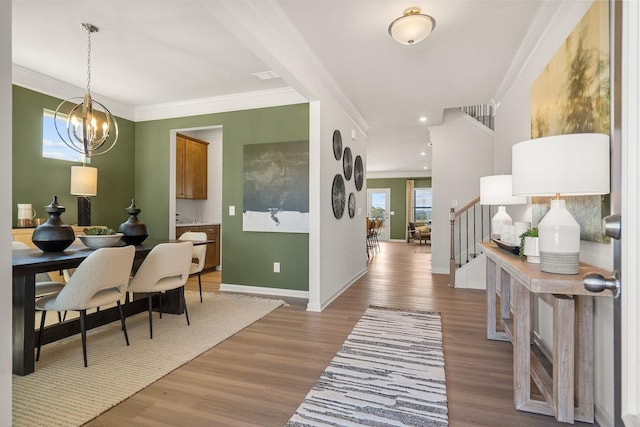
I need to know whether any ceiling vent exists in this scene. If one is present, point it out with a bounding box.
[252,70,280,80]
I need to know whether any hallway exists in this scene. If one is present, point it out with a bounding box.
[89,241,590,426]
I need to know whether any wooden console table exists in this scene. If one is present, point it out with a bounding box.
[480,242,613,424]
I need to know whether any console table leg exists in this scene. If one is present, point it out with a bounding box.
[514,283,531,410]
[575,295,595,423]
[553,295,575,423]
[487,259,509,341]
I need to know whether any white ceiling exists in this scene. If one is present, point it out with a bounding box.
[12,0,543,177]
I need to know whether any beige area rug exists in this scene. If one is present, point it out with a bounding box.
[13,292,286,426]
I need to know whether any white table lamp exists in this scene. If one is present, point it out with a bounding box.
[71,165,98,226]
[480,175,526,241]
[512,133,610,274]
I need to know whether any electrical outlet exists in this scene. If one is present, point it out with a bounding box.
[273,262,280,273]
[229,205,235,216]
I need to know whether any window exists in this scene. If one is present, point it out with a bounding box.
[413,188,432,223]
[42,109,88,163]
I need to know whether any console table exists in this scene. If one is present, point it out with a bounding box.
[480,242,613,424]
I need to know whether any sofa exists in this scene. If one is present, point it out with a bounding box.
[408,222,430,245]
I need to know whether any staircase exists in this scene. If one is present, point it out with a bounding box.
[449,197,494,287]
[457,104,495,130]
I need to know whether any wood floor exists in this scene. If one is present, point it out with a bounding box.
[87,242,594,427]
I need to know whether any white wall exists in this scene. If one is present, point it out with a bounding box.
[493,1,614,424]
[1,0,12,422]
[308,98,368,311]
[430,110,495,274]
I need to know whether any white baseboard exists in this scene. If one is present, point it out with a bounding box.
[306,268,367,312]
[219,283,309,299]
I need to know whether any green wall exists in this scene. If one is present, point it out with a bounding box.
[13,86,309,291]
[134,104,310,291]
[12,86,135,230]
[367,177,432,240]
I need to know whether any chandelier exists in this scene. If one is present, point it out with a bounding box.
[54,23,118,158]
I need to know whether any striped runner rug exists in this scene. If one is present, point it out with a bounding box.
[287,306,448,426]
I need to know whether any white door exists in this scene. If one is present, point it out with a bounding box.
[367,189,390,241]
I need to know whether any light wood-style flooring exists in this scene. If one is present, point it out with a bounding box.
[87,241,594,426]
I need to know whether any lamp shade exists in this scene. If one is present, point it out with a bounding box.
[388,7,436,45]
[70,166,98,196]
[480,175,526,205]
[512,133,610,196]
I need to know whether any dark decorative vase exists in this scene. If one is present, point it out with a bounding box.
[118,199,148,245]
[32,195,75,252]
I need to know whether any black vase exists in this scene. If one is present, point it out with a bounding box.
[32,195,75,252]
[118,199,148,245]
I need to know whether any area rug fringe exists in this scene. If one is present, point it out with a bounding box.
[287,305,448,426]
[12,292,285,427]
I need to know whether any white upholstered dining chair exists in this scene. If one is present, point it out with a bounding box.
[178,231,207,302]
[127,242,193,339]
[35,245,135,367]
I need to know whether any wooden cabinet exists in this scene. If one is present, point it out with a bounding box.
[176,224,220,270]
[176,134,208,199]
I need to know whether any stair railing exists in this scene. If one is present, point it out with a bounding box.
[449,197,493,286]
[457,104,495,130]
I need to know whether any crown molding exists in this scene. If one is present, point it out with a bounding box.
[12,64,136,120]
[197,0,370,133]
[492,1,563,108]
[13,64,308,123]
[134,87,307,122]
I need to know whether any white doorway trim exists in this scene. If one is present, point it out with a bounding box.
[367,188,391,241]
[621,1,640,424]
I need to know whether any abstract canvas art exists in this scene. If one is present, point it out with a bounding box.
[243,141,309,233]
[530,1,610,242]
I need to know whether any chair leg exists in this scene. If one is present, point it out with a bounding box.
[36,310,46,362]
[117,301,129,346]
[57,311,62,323]
[147,293,154,339]
[80,310,88,367]
[159,292,163,319]
[181,286,190,326]
[198,272,203,303]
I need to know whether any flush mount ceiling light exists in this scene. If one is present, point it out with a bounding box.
[54,23,118,159]
[388,7,436,45]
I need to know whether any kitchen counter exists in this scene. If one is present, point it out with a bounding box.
[176,222,221,227]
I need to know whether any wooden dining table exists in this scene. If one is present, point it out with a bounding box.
[12,238,197,376]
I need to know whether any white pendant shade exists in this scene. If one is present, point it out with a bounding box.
[70,166,98,196]
[512,133,610,196]
[388,7,436,45]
